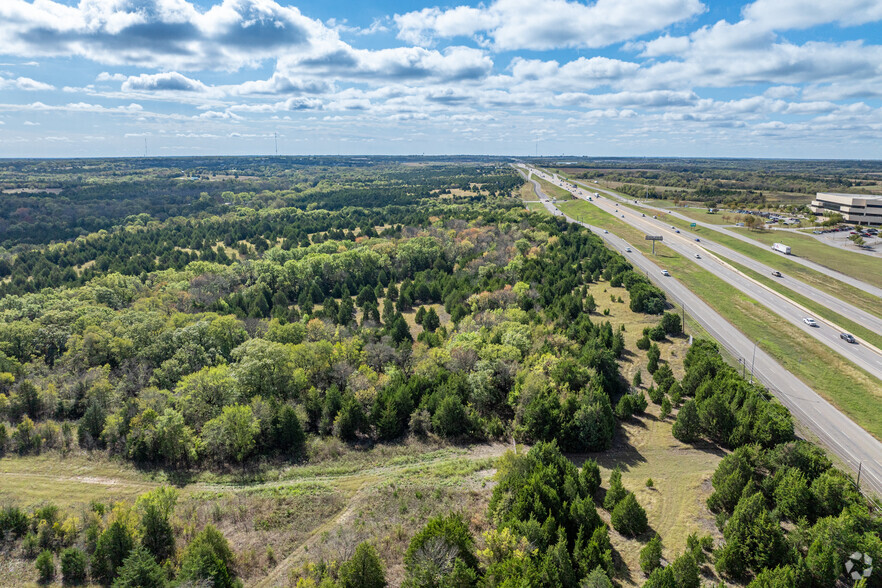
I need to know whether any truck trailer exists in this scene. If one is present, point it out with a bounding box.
[772,242,791,254]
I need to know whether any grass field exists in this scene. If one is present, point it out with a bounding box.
[559,198,882,441]
[533,175,574,200]
[525,201,551,215]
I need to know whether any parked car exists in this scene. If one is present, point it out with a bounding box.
[840,332,857,344]
[771,270,782,277]
[661,270,670,276]
[803,317,818,327]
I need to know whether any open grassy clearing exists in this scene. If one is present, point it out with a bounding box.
[729,227,882,290]
[590,404,725,587]
[525,201,551,215]
[516,180,537,201]
[559,197,882,441]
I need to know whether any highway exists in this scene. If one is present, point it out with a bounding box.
[573,178,882,300]
[525,167,882,381]
[520,167,882,495]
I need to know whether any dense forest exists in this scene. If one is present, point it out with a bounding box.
[0,157,876,587]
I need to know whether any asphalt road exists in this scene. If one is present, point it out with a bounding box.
[521,167,882,495]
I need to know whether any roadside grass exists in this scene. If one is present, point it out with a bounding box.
[525,201,551,215]
[559,197,882,440]
[534,175,574,200]
[517,181,537,201]
[728,227,882,290]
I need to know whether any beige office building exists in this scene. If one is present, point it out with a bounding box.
[810,192,882,225]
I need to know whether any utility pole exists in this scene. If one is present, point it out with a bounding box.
[857,462,862,488]
[749,341,757,383]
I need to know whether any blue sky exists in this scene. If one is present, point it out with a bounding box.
[0,0,880,158]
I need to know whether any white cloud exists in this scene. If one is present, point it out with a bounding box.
[0,76,55,91]
[742,0,882,31]
[97,72,128,82]
[0,0,339,71]
[122,72,208,92]
[395,0,706,51]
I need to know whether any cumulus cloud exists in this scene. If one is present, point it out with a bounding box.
[0,0,337,70]
[122,72,208,92]
[395,0,706,51]
[0,76,55,91]
[741,0,882,30]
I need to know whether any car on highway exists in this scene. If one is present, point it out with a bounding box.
[642,213,645,217]
[675,229,680,233]
[625,247,631,252]
[603,230,608,234]
[653,215,657,219]
[840,332,857,344]
[671,226,676,229]
[694,238,700,242]
[803,317,818,327]
[771,270,782,277]
[695,253,701,259]
[621,215,625,218]
[661,269,670,276]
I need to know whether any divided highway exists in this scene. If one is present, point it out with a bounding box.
[572,177,882,300]
[519,166,882,496]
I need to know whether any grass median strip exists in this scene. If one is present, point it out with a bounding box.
[558,198,882,440]
[533,175,574,200]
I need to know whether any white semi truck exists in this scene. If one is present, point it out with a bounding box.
[772,242,791,254]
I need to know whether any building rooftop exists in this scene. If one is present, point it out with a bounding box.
[817,192,882,200]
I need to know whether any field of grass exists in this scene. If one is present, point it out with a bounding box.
[533,175,574,200]
[729,227,882,290]
[516,180,537,201]
[559,198,882,440]
[525,201,551,215]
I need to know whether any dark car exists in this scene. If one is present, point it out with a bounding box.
[771,271,782,277]
[840,332,857,344]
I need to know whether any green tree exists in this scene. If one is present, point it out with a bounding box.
[611,493,648,537]
[603,468,628,511]
[174,364,239,430]
[422,308,440,333]
[271,403,306,457]
[231,339,306,399]
[178,525,238,588]
[432,396,469,439]
[672,400,701,443]
[36,549,55,583]
[155,408,197,467]
[60,547,88,585]
[338,542,386,588]
[640,535,663,574]
[112,546,166,588]
[698,394,735,445]
[334,395,366,441]
[404,513,478,582]
[580,459,602,496]
[660,312,682,336]
[92,521,135,585]
[647,344,660,374]
[202,404,260,464]
[773,467,811,521]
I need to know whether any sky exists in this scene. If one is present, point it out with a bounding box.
[0,0,881,158]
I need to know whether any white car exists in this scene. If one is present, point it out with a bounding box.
[625,247,632,252]
[695,253,701,259]
[603,230,609,234]
[661,269,670,276]
[803,317,818,327]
